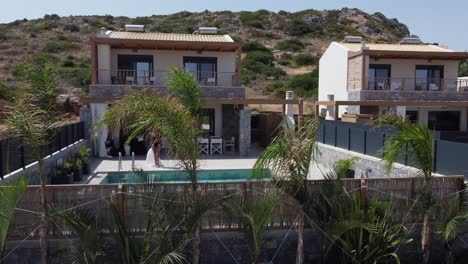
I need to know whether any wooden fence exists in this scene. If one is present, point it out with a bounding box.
[8,176,465,240]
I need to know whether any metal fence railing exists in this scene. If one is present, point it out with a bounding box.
[0,122,85,178]
[318,120,468,179]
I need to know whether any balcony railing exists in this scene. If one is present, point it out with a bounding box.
[365,78,468,92]
[96,69,240,87]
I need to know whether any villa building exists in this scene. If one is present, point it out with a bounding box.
[318,37,468,131]
[83,26,250,157]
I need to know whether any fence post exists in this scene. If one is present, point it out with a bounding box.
[433,140,438,173]
[360,178,367,209]
[334,125,337,147]
[20,145,25,169]
[348,127,351,151]
[117,184,125,218]
[363,130,367,155]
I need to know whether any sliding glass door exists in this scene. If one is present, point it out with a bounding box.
[117,55,154,84]
[183,57,217,86]
[415,65,444,91]
[368,64,391,90]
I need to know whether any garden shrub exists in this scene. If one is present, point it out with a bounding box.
[274,39,305,52]
[283,18,312,36]
[42,41,78,53]
[241,41,269,53]
[293,53,318,66]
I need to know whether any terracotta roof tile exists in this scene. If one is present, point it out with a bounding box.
[107,32,234,43]
[339,42,453,52]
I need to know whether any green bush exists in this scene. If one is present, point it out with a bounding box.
[263,67,286,79]
[265,68,319,98]
[275,39,305,52]
[132,17,153,25]
[284,18,312,36]
[293,53,318,66]
[459,62,468,77]
[241,68,256,85]
[241,41,269,53]
[59,67,91,89]
[242,59,266,74]
[243,51,273,65]
[239,11,268,29]
[64,24,80,32]
[278,59,293,66]
[0,82,15,100]
[42,41,78,53]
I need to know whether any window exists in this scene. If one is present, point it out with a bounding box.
[428,111,460,131]
[183,57,217,85]
[200,109,215,136]
[415,65,444,91]
[368,64,391,90]
[117,55,154,84]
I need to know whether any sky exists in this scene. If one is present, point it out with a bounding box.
[1,0,467,50]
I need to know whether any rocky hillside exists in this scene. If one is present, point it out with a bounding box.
[0,8,409,99]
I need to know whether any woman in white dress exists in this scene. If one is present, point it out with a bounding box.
[145,134,161,167]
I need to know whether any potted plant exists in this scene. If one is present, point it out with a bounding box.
[72,155,83,181]
[124,144,131,156]
[63,161,74,183]
[76,146,91,174]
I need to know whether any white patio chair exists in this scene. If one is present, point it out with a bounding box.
[224,136,235,153]
[149,76,156,85]
[210,138,223,155]
[206,77,216,86]
[429,83,439,91]
[126,76,134,85]
[199,138,209,155]
[391,81,402,91]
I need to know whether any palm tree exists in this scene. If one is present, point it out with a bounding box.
[2,61,61,263]
[0,177,28,258]
[222,194,280,264]
[53,183,212,264]
[93,68,204,263]
[377,115,435,263]
[253,117,318,264]
[434,190,468,264]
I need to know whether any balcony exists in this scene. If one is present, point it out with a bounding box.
[348,78,468,101]
[89,69,244,99]
[366,77,468,92]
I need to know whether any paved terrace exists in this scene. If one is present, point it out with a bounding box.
[87,146,264,184]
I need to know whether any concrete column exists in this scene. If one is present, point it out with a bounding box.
[460,108,467,131]
[396,106,406,121]
[284,91,295,129]
[239,106,251,156]
[97,44,111,84]
[325,94,335,120]
[90,103,109,157]
[79,106,91,139]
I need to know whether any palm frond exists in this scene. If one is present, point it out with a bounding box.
[0,177,28,256]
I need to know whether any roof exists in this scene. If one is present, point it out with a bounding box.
[106,31,234,43]
[339,42,453,52]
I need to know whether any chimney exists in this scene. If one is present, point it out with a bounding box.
[98,27,110,37]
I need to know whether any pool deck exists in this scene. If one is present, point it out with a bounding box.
[87,149,262,184]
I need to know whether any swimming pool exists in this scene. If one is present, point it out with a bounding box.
[99,169,270,184]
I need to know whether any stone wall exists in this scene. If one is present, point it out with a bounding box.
[89,85,245,99]
[347,55,363,91]
[222,104,240,150]
[313,142,435,178]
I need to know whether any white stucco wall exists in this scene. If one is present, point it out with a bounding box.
[319,42,349,117]
[367,58,459,91]
[109,49,237,86]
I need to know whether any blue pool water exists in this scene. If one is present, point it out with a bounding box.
[100,169,270,184]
